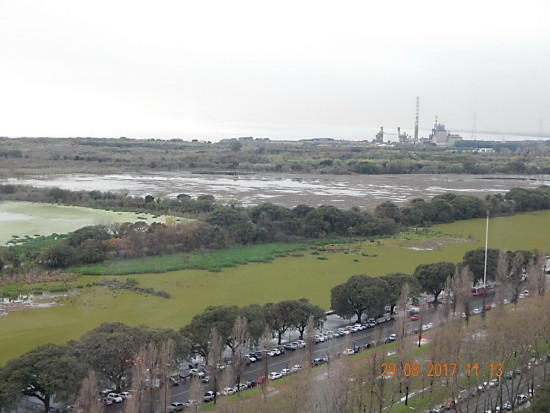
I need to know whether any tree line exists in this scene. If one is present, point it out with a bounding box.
[0,246,545,412]
[3,136,550,177]
[2,185,550,275]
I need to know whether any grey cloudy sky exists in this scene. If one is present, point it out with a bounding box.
[1,0,549,140]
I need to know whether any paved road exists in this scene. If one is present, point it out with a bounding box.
[103,292,498,412]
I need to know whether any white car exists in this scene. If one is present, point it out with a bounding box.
[295,340,306,348]
[221,387,236,396]
[343,348,356,355]
[268,372,283,380]
[280,368,292,376]
[290,364,303,373]
[472,308,482,315]
[488,378,499,387]
[421,323,432,331]
[106,393,123,403]
[189,368,205,377]
[516,394,529,405]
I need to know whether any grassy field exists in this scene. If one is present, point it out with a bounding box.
[0,201,183,245]
[1,211,550,365]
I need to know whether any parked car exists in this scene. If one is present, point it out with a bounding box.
[343,348,356,355]
[385,333,397,343]
[502,401,512,410]
[422,323,433,331]
[268,372,283,380]
[410,314,420,321]
[280,368,292,376]
[516,394,529,405]
[256,375,267,384]
[201,375,210,383]
[221,387,236,396]
[488,378,499,387]
[284,343,298,351]
[312,358,327,366]
[183,400,199,408]
[290,364,303,373]
[235,383,248,391]
[169,402,185,411]
[472,308,482,315]
[189,368,205,377]
[106,393,123,403]
[243,355,255,364]
[203,391,216,402]
[294,340,306,348]
[443,398,456,409]
[245,379,257,388]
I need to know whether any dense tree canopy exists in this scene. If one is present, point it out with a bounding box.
[413,262,456,303]
[460,248,501,284]
[75,322,144,392]
[0,344,86,412]
[330,275,390,323]
[381,272,420,312]
[180,306,239,359]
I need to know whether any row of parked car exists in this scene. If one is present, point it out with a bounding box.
[425,355,549,413]
[99,390,131,405]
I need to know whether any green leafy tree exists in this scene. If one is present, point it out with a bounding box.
[291,298,326,339]
[330,275,390,323]
[239,304,267,343]
[180,306,239,359]
[75,322,144,392]
[264,300,301,344]
[413,262,456,303]
[374,201,402,222]
[460,248,501,284]
[381,272,420,313]
[0,343,86,412]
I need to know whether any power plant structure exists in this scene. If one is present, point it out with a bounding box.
[427,116,463,146]
[373,97,418,144]
[372,97,463,146]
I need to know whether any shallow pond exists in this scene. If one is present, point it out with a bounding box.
[3,172,550,208]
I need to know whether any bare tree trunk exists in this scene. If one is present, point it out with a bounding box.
[74,370,104,413]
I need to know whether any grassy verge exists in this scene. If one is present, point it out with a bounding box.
[71,237,369,275]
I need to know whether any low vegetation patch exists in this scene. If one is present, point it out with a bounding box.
[72,242,311,275]
[95,278,170,298]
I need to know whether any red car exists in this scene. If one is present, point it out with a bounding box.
[410,314,420,321]
[485,304,492,311]
[443,399,456,409]
[256,375,267,384]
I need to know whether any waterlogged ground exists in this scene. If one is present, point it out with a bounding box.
[3,172,550,208]
[1,211,550,365]
[0,201,184,244]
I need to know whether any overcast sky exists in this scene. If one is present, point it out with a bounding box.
[1,0,549,140]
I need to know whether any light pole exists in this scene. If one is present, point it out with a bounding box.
[482,210,489,320]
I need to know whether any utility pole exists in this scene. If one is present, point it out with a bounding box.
[482,210,489,320]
